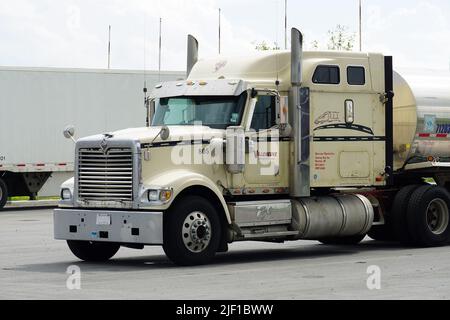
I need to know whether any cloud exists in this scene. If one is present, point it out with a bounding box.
[1,0,449,71]
[0,0,264,71]
[364,1,450,69]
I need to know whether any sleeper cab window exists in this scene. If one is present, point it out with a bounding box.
[347,66,366,85]
[312,65,340,84]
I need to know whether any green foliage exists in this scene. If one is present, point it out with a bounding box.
[254,41,281,51]
[327,24,355,51]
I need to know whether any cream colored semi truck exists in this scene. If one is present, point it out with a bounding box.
[54,29,450,265]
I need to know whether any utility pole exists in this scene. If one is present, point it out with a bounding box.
[219,8,221,54]
[359,0,362,52]
[159,18,162,81]
[108,25,111,69]
[284,0,288,50]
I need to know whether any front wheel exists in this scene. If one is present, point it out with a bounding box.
[67,241,120,262]
[163,196,221,266]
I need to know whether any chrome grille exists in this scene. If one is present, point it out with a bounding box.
[77,148,134,201]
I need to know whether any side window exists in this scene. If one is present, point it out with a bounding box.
[251,95,277,132]
[312,65,340,84]
[347,66,366,85]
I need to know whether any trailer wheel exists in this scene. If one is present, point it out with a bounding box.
[0,179,8,209]
[319,234,366,246]
[67,241,120,262]
[406,186,450,247]
[391,185,420,245]
[163,196,221,266]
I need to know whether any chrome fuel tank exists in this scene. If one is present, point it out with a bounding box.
[393,69,450,170]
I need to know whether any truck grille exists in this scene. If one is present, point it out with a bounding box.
[77,148,134,201]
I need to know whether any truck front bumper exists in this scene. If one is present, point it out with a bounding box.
[54,208,163,245]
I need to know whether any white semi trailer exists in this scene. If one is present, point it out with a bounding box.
[0,67,184,208]
[54,29,450,266]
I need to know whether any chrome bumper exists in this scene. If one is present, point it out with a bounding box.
[54,208,163,245]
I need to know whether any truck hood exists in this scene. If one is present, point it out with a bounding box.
[79,126,226,145]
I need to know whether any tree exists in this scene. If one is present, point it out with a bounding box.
[327,24,355,51]
[254,41,281,51]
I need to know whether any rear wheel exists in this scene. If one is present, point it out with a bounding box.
[67,241,120,262]
[407,186,450,247]
[319,234,366,245]
[0,178,8,209]
[163,196,221,266]
[391,185,420,245]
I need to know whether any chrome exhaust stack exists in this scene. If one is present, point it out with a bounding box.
[289,28,310,197]
[187,34,199,78]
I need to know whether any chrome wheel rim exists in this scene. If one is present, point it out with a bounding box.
[182,211,212,253]
[426,198,449,235]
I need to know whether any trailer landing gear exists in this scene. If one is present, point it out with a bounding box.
[0,178,8,209]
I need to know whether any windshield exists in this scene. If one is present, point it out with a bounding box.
[152,93,248,129]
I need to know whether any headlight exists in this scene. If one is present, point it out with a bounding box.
[147,190,159,202]
[61,188,72,200]
[145,188,173,203]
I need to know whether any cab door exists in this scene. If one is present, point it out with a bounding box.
[243,93,288,189]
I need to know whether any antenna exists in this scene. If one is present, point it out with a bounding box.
[359,0,362,52]
[284,0,288,50]
[143,14,149,127]
[218,8,221,54]
[108,25,111,69]
[158,17,162,82]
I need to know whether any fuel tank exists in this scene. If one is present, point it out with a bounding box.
[393,69,450,170]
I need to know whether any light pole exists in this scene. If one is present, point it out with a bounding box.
[359,0,362,52]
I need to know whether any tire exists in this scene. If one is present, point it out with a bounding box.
[391,185,420,245]
[67,241,120,262]
[163,196,221,266]
[406,186,450,247]
[0,178,8,209]
[368,225,396,242]
[319,234,366,245]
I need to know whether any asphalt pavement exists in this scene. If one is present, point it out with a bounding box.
[1,208,449,300]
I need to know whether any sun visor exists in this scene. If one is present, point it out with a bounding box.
[150,79,249,98]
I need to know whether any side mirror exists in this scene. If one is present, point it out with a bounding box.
[226,126,245,174]
[146,98,156,127]
[63,125,76,143]
[149,100,156,125]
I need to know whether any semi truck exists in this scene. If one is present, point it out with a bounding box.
[54,28,450,266]
[0,67,184,209]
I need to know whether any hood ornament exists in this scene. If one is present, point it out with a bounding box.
[100,133,114,154]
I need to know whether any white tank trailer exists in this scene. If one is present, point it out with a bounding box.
[393,69,450,169]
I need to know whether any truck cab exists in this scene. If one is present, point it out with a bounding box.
[54,28,450,265]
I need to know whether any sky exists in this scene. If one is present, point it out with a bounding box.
[1,0,450,71]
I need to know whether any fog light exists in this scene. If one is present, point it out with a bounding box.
[61,188,72,200]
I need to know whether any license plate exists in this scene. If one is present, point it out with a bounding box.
[96,214,111,226]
